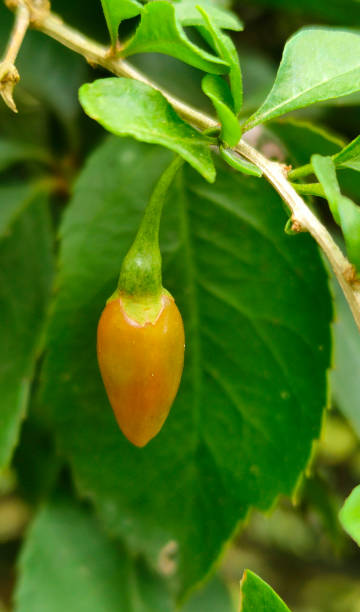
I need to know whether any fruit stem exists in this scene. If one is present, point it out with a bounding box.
[118,155,184,298]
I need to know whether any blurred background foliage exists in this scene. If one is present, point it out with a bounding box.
[1,0,360,610]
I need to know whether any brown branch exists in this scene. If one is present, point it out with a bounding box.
[0,1,31,111]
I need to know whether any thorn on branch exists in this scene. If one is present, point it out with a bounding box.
[1,0,50,112]
[0,62,20,112]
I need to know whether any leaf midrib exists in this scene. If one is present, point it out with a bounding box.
[250,61,360,127]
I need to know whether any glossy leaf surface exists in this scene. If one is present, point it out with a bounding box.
[41,137,331,596]
[79,78,216,182]
[240,570,291,611]
[100,0,143,46]
[334,135,360,172]
[122,1,229,74]
[246,28,360,129]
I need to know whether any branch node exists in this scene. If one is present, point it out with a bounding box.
[343,264,360,286]
[26,0,50,27]
[105,42,123,59]
[290,217,306,233]
[280,163,292,177]
[6,0,50,27]
[85,57,98,69]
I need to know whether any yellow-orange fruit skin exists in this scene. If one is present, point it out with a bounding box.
[97,293,185,447]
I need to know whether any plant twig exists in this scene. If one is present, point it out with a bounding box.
[0,1,31,111]
[5,0,360,331]
[236,142,360,329]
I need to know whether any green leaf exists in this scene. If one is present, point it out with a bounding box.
[334,135,360,172]
[331,279,360,437]
[13,416,61,505]
[79,77,216,182]
[202,75,241,146]
[0,183,38,238]
[198,6,243,113]
[0,193,53,469]
[339,485,360,546]
[122,1,229,74]
[240,570,291,611]
[239,49,277,117]
[174,0,243,30]
[0,140,50,174]
[312,154,360,270]
[14,494,172,612]
[40,137,331,597]
[100,0,143,47]
[219,147,262,177]
[311,155,342,224]
[245,28,360,130]
[337,197,360,271]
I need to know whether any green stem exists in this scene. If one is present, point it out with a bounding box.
[291,182,326,198]
[288,163,314,181]
[118,156,184,298]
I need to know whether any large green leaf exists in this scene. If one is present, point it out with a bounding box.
[79,77,216,182]
[100,0,143,46]
[40,137,331,597]
[245,28,360,130]
[0,193,53,469]
[239,570,291,611]
[14,494,171,612]
[122,1,229,74]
